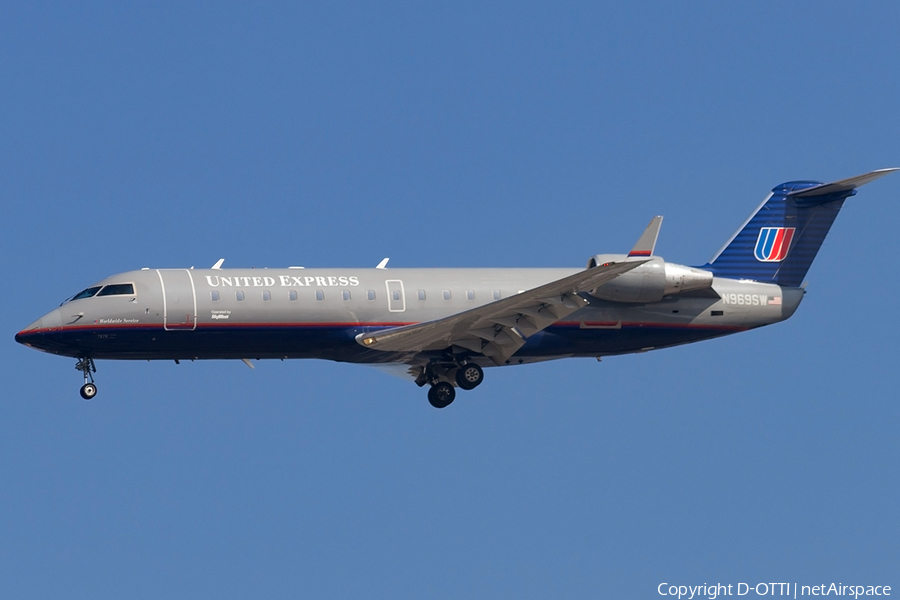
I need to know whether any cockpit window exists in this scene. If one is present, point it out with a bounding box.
[70,286,103,301]
[97,283,135,296]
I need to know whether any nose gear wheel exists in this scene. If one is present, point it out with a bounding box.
[75,358,97,400]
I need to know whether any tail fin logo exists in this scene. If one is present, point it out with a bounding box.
[754,227,795,262]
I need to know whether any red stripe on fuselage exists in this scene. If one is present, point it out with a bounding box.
[555,321,747,332]
[15,322,417,337]
[17,320,747,338]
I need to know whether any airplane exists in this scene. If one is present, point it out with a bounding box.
[15,168,897,408]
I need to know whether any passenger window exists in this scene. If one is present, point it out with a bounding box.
[417,290,426,301]
[342,290,351,301]
[367,290,376,301]
[316,290,324,301]
[71,286,103,301]
[289,290,298,301]
[262,290,271,301]
[466,290,475,300]
[492,289,501,300]
[236,291,245,301]
[97,283,135,296]
[211,291,220,302]
[442,290,451,300]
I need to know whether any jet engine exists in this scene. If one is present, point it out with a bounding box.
[586,254,713,303]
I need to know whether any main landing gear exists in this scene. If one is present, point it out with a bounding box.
[427,382,455,409]
[455,363,484,391]
[76,358,97,400]
[423,361,485,409]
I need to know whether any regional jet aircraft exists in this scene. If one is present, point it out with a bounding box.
[16,169,896,408]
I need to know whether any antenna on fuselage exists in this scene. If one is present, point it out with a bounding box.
[376,258,389,269]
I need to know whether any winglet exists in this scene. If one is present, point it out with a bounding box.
[212,258,225,270]
[628,216,663,257]
[376,258,390,269]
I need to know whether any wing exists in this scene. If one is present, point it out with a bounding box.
[356,260,647,365]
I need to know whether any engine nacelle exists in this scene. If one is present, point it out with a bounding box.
[586,254,714,303]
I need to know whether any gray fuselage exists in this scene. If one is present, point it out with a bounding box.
[16,267,803,367]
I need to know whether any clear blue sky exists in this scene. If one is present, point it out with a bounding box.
[2,2,898,598]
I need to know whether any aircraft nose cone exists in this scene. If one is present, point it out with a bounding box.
[15,319,42,345]
[15,309,61,346]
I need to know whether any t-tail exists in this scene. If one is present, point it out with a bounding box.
[703,168,898,286]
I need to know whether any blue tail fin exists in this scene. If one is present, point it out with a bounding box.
[703,169,897,286]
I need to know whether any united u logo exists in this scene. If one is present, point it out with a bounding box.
[754,227,795,262]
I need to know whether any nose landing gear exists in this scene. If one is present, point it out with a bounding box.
[75,358,97,400]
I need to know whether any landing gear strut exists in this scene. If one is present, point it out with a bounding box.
[76,358,97,400]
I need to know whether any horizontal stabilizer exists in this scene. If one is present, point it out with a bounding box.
[789,168,898,199]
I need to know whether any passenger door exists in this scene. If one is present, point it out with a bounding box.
[157,269,197,330]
